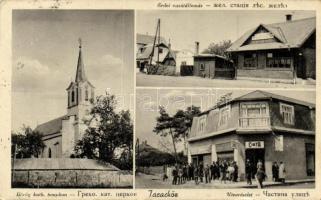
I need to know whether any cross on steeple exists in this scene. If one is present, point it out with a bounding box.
[78,38,82,49]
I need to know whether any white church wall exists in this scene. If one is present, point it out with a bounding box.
[62,116,76,157]
[41,136,62,158]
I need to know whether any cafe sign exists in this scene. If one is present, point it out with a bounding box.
[245,141,264,149]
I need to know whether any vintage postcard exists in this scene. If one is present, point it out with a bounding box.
[0,0,320,200]
[9,9,134,189]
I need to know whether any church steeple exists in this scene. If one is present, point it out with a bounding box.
[66,39,95,114]
[75,38,87,83]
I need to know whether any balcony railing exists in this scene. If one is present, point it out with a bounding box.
[239,116,270,128]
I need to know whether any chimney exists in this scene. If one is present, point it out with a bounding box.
[286,14,292,22]
[195,41,199,55]
[168,38,171,49]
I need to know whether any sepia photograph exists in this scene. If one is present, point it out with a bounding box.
[136,10,316,88]
[135,88,315,189]
[0,0,319,199]
[11,10,134,188]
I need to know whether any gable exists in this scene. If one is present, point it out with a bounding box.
[242,25,281,46]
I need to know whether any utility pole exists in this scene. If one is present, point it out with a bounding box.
[150,19,160,66]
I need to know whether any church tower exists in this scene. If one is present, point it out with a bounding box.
[65,39,95,142]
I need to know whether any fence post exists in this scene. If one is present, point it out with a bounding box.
[27,170,30,185]
[75,171,78,186]
[98,172,100,186]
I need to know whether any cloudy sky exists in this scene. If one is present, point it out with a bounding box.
[136,89,315,152]
[136,10,315,52]
[12,10,134,131]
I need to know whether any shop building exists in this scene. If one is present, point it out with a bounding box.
[187,90,315,180]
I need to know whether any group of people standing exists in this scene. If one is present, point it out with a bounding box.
[245,159,286,188]
[171,160,239,185]
[272,161,286,183]
[170,159,286,188]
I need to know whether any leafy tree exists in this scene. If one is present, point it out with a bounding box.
[74,93,133,170]
[153,106,201,163]
[202,40,232,59]
[11,126,45,158]
[172,106,201,154]
[153,106,179,163]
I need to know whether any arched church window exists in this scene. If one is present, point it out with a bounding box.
[48,148,52,158]
[72,91,75,102]
[85,89,89,101]
[91,90,94,100]
[68,92,70,107]
[54,142,59,158]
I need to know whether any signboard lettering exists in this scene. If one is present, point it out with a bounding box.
[245,141,264,149]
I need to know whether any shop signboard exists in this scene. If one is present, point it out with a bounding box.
[245,141,264,149]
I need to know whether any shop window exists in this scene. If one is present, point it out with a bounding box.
[216,142,234,162]
[198,115,207,133]
[280,103,294,125]
[244,53,257,68]
[266,52,292,68]
[305,143,315,176]
[240,102,269,128]
[219,105,230,127]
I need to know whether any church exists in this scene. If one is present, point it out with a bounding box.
[35,41,95,158]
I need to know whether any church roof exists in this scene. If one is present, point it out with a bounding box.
[14,158,119,171]
[227,17,316,52]
[34,115,67,136]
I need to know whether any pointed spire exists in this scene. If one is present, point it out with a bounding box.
[75,38,87,82]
